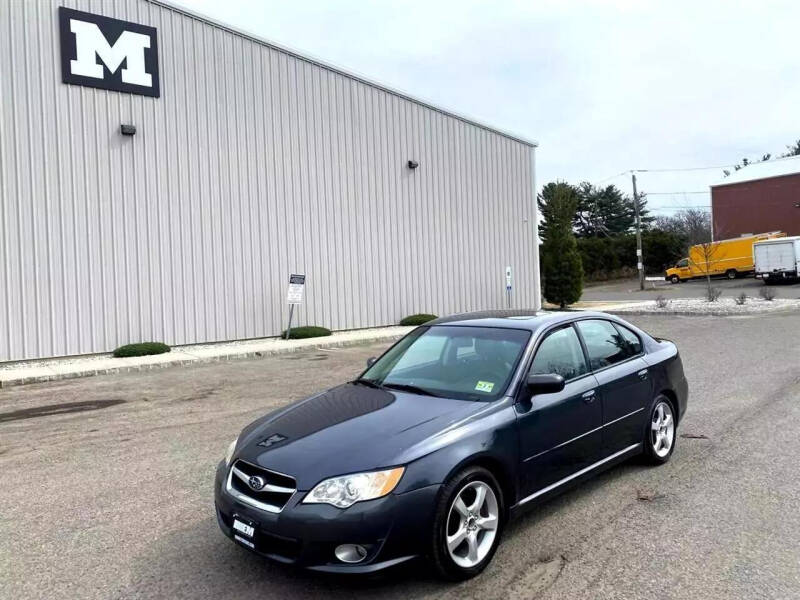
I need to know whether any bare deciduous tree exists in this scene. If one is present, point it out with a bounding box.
[654,208,711,249]
[690,240,722,301]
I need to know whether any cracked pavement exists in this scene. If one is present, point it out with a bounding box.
[1,314,799,599]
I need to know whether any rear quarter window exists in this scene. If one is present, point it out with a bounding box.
[576,319,638,370]
[613,323,642,355]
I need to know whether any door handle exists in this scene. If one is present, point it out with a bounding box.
[637,369,648,379]
[582,389,596,403]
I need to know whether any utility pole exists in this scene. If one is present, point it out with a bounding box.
[631,172,644,290]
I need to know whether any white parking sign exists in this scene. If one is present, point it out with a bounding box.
[287,274,305,305]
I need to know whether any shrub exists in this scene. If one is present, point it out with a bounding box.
[759,286,776,301]
[734,292,747,306]
[705,287,722,302]
[541,185,584,307]
[577,231,686,281]
[113,342,171,358]
[282,326,332,339]
[400,314,438,326]
[655,295,670,309]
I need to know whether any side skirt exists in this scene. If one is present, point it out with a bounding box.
[510,443,642,512]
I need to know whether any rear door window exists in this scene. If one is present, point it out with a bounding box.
[575,319,636,370]
[530,326,588,381]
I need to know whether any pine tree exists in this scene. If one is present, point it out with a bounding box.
[573,183,651,237]
[539,183,584,308]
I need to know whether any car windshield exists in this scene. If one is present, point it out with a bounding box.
[359,326,531,401]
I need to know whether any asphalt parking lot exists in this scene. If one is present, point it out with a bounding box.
[581,276,800,302]
[2,313,800,599]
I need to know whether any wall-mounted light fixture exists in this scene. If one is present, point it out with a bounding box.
[407,160,419,169]
[120,124,137,136]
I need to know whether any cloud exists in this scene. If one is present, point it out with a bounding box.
[172,0,800,213]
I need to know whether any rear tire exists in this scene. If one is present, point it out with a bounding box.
[726,269,737,280]
[430,466,504,580]
[643,396,677,465]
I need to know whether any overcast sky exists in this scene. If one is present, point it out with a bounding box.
[173,0,800,216]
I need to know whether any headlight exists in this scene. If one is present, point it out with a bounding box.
[303,467,405,508]
[224,438,238,466]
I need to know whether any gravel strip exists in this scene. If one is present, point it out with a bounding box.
[610,297,800,316]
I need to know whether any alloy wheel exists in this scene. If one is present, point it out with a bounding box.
[445,481,499,568]
[651,401,675,458]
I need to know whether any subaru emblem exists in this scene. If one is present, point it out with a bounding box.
[248,475,266,491]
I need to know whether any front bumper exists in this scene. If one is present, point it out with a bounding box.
[214,461,440,573]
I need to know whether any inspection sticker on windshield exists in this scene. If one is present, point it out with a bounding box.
[475,381,495,393]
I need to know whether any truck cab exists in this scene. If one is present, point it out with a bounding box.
[665,259,691,284]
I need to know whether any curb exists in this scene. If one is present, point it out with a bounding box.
[0,331,409,389]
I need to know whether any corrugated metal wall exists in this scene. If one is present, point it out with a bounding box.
[0,0,538,362]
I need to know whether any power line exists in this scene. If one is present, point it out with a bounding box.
[633,164,736,173]
[643,191,710,195]
[593,162,736,186]
[649,205,711,210]
[593,170,629,185]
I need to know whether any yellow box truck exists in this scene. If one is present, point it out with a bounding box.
[665,232,785,283]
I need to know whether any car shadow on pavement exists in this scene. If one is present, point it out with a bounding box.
[121,516,449,599]
[122,458,648,599]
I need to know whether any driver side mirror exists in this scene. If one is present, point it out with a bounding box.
[366,357,377,368]
[526,373,565,395]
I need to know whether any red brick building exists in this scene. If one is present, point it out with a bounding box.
[711,155,800,240]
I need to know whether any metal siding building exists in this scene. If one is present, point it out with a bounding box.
[0,0,539,363]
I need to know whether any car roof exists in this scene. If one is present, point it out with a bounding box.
[426,310,617,333]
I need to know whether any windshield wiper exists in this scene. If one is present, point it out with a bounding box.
[350,378,384,389]
[381,383,442,397]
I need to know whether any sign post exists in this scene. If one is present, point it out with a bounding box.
[505,266,512,308]
[285,274,305,340]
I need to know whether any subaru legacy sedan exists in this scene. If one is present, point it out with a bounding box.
[214,311,688,580]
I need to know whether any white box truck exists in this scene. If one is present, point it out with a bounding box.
[753,236,800,283]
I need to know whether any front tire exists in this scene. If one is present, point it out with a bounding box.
[726,269,737,280]
[669,275,680,284]
[430,466,504,580]
[643,396,676,464]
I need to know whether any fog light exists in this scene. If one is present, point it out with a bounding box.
[334,544,368,563]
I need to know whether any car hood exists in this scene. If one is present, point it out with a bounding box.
[234,383,486,489]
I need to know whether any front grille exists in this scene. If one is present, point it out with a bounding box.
[226,460,296,513]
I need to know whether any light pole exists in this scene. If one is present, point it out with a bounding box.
[632,172,644,291]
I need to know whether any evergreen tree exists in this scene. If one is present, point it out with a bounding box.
[538,181,578,242]
[573,183,651,237]
[540,183,584,308]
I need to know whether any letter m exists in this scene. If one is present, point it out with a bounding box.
[70,19,152,87]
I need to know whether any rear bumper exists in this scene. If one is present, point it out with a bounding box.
[214,461,439,573]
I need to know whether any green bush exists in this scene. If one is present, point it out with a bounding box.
[400,314,438,326]
[112,342,171,358]
[282,326,332,339]
[577,231,686,280]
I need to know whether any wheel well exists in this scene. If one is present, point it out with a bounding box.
[658,389,679,424]
[454,456,517,509]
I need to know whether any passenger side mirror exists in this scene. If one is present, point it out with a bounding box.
[526,373,565,395]
[366,357,377,368]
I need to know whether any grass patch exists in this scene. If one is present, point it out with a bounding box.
[400,313,438,326]
[282,326,332,340]
[113,342,171,358]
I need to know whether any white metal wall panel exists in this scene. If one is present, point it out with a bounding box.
[0,0,538,362]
